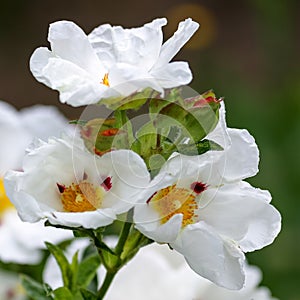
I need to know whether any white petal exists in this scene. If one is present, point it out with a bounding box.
[42,57,107,106]
[135,213,183,243]
[30,47,54,87]
[108,63,164,95]
[48,20,103,76]
[46,209,115,229]
[221,128,259,182]
[155,18,199,67]
[4,173,44,222]
[150,61,193,88]
[20,105,69,140]
[200,181,281,251]
[98,150,150,213]
[89,18,167,70]
[172,222,245,290]
[206,101,231,150]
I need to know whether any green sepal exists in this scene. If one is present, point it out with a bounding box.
[155,101,219,143]
[69,120,87,126]
[100,88,159,110]
[76,254,101,288]
[81,118,128,155]
[100,248,119,271]
[80,289,97,300]
[149,88,183,116]
[177,139,224,156]
[120,228,153,264]
[21,275,53,300]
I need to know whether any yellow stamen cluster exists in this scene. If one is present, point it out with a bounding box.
[102,73,110,87]
[0,178,14,216]
[60,181,103,212]
[150,185,198,227]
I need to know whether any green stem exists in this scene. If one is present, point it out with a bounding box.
[115,214,132,256]
[96,212,133,299]
[97,271,117,299]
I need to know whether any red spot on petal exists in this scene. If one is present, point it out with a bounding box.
[57,183,66,193]
[146,191,157,204]
[191,182,207,194]
[101,177,112,191]
[83,172,88,180]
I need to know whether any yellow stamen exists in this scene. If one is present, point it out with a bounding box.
[102,73,110,87]
[60,181,104,212]
[149,185,198,227]
[0,178,14,216]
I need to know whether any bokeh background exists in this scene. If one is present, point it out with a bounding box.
[0,0,299,299]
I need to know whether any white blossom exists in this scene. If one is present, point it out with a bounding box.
[5,136,149,229]
[105,243,279,300]
[134,105,281,289]
[30,18,199,107]
[0,101,68,175]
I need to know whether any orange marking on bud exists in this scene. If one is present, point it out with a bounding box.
[101,128,119,136]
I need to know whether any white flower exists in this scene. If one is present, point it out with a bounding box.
[0,101,68,175]
[0,270,26,300]
[134,107,281,289]
[0,101,73,264]
[5,136,149,229]
[104,243,278,300]
[30,18,199,107]
[0,209,72,264]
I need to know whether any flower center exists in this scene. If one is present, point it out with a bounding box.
[57,181,104,212]
[101,73,110,87]
[0,178,14,216]
[148,185,199,227]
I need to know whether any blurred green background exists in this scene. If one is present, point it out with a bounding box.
[0,0,299,299]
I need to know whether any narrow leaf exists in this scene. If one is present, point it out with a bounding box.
[76,254,101,288]
[21,275,52,300]
[45,242,71,289]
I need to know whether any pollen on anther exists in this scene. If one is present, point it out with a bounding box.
[102,73,110,87]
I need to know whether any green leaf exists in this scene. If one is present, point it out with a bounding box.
[45,242,72,289]
[53,287,74,300]
[21,275,52,300]
[70,251,79,292]
[80,289,97,300]
[76,254,101,288]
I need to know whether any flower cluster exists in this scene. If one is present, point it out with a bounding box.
[2,17,281,299]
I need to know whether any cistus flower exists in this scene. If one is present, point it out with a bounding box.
[103,243,278,300]
[0,101,73,264]
[30,18,199,107]
[0,270,26,300]
[4,136,149,229]
[1,178,72,264]
[134,109,281,289]
[0,101,68,175]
